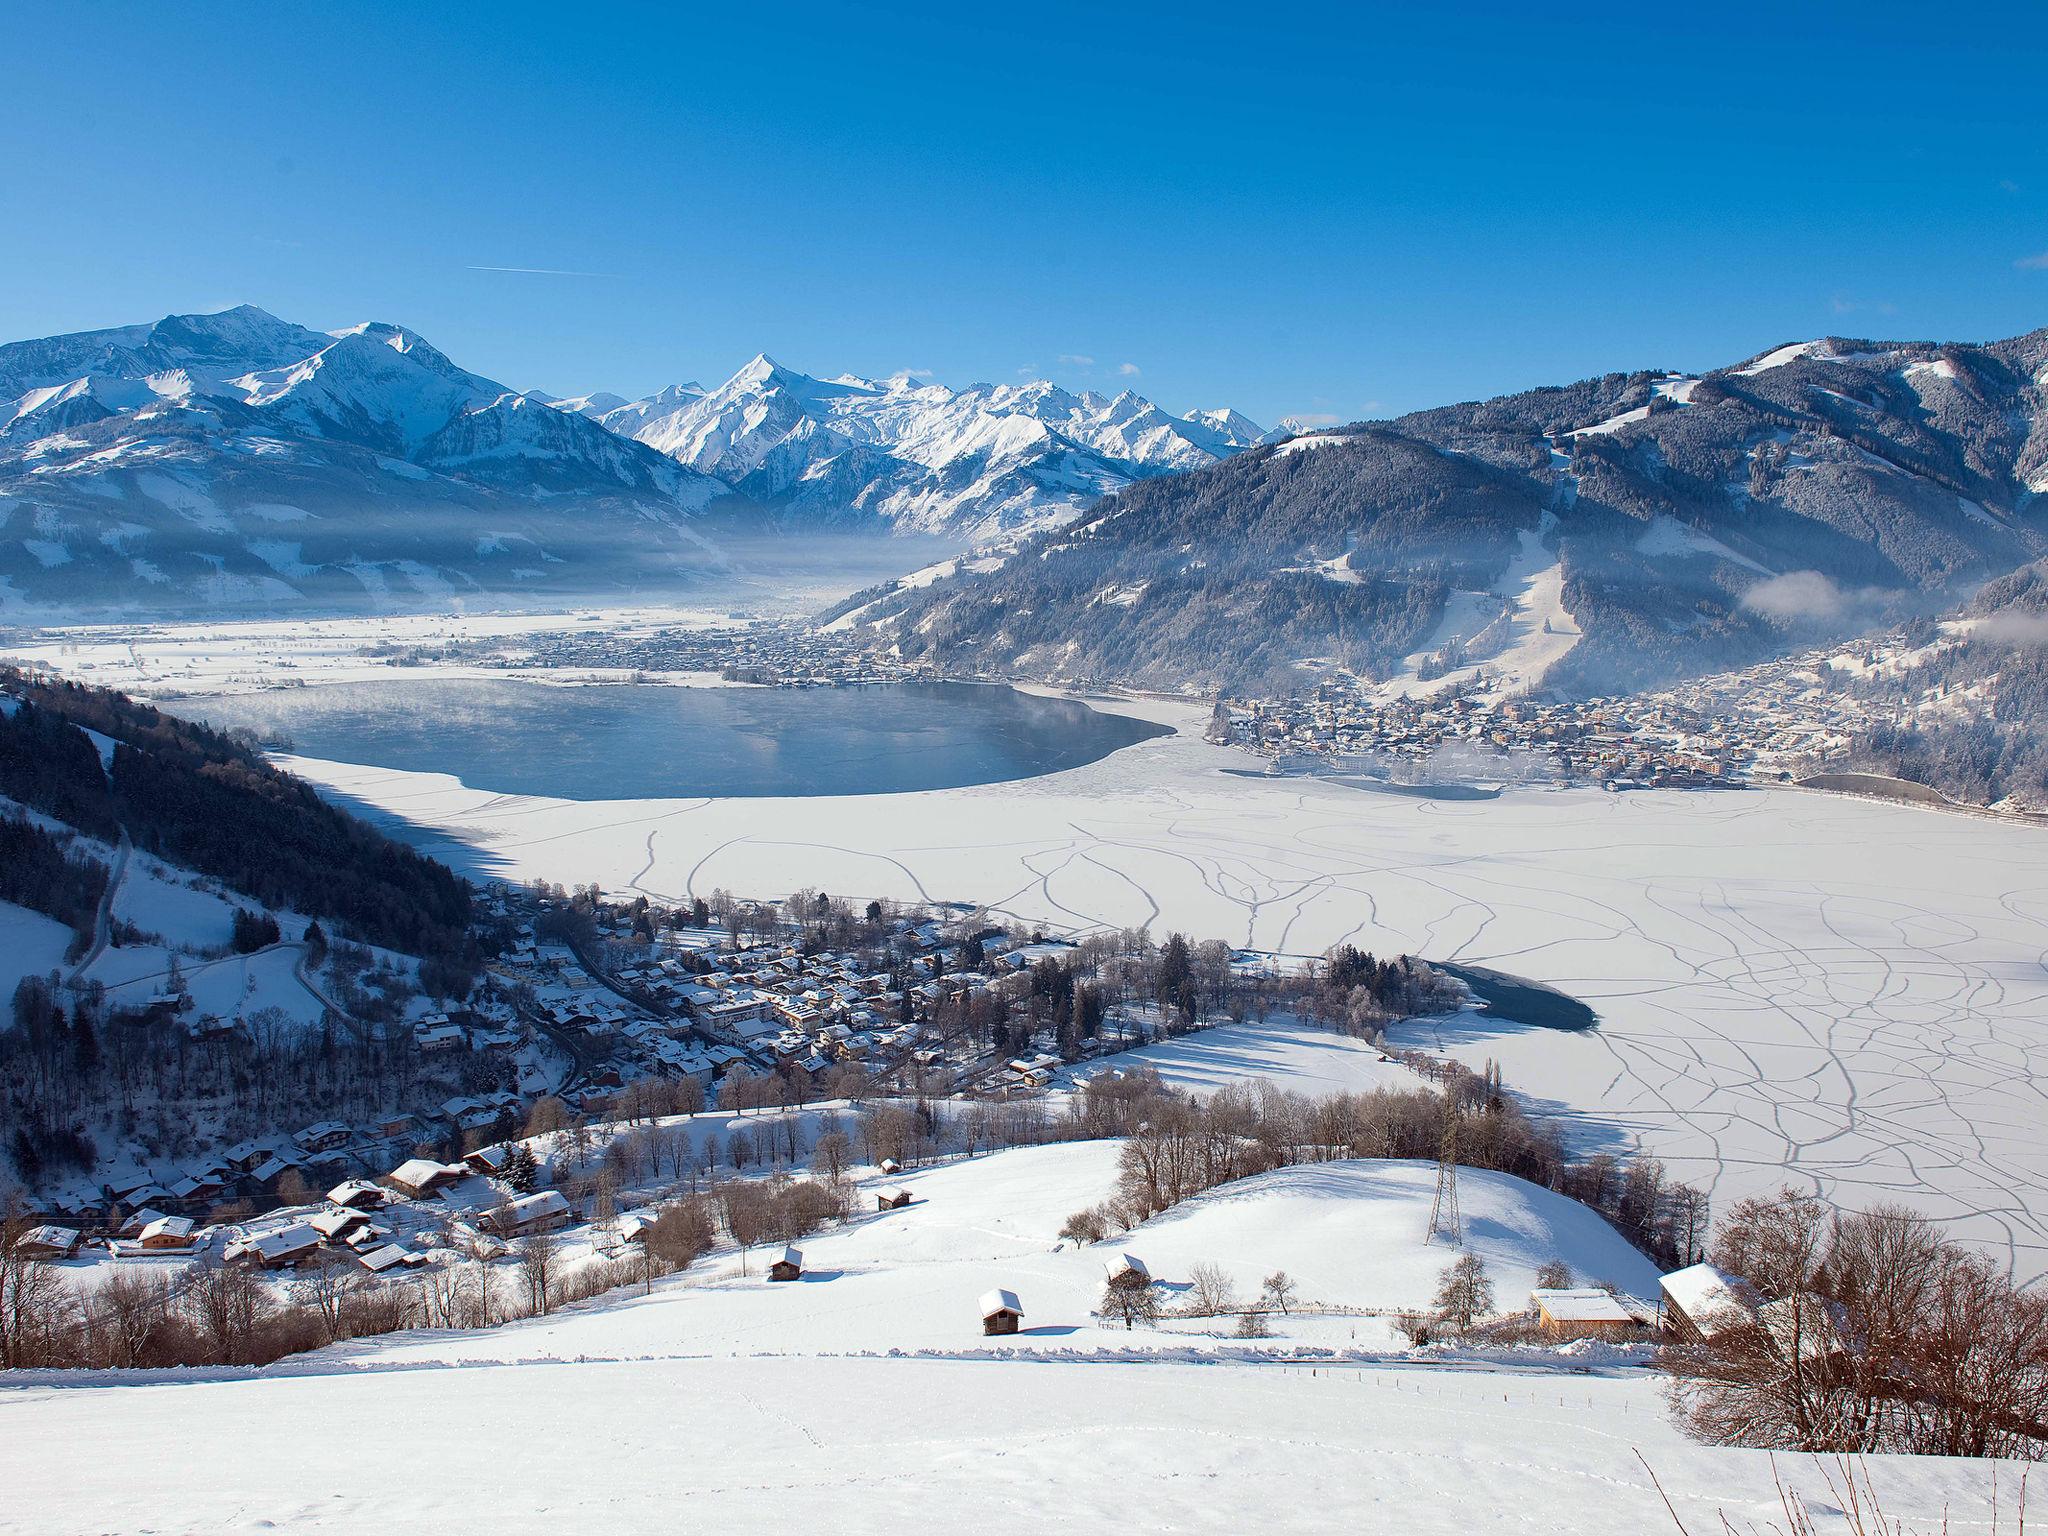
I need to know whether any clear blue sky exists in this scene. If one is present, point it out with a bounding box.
[4,1,2045,425]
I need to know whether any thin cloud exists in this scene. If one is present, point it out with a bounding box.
[1057,353,1095,368]
[1116,362,1141,377]
[467,264,623,279]
[2016,251,2048,270]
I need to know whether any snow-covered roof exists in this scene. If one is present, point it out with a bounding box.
[1659,1263,1757,1337]
[980,1287,1023,1317]
[1531,1287,1632,1323]
[14,1224,81,1253]
[1105,1252,1150,1281]
[138,1215,195,1243]
[388,1158,462,1190]
[247,1225,321,1262]
[776,1246,803,1268]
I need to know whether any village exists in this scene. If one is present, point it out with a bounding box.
[1211,627,1964,793]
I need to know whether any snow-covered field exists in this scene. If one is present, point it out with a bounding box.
[1061,1017,1420,1101]
[0,1143,2016,1534]
[249,707,2048,1282]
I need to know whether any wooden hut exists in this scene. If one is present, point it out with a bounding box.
[876,1186,912,1212]
[1530,1287,1636,1339]
[769,1246,804,1282]
[980,1287,1024,1335]
[879,1158,902,1176]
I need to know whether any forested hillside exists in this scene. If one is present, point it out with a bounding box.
[854,330,2048,695]
[0,669,472,960]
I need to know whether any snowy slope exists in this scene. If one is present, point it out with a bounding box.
[0,1140,2009,1534]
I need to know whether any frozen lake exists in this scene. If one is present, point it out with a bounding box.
[183,678,1169,798]
[270,704,2048,1282]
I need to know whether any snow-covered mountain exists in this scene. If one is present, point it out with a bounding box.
[565,355,1272,536]
[0,307,724,614]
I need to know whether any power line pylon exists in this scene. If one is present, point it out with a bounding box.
[1427,1111,1462,1245]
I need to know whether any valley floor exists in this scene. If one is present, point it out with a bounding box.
[261,705,2048,1283]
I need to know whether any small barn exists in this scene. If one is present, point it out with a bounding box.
[980,1287,1024,1335]
[879,1158,902,1175]
[876,1186,912,1212]
[1104,1253,1150,1285]
[1530,1287,1636,1339]
[1660,1262,1759,1342]
[769,1246,804,1282]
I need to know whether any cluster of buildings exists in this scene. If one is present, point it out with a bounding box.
[426,617,928,689]
[1219,627,1971,793]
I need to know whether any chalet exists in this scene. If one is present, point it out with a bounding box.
[1530,1287,1637,1339]
[166,1172,223,1206]
[415,1020,466,1053]
[307,1207,370,1243]
[116,1206,171,1239]
[326,1179,386,1210]
[980,1287,1024,1335]
[235,1224,323,1269]
[768,1246,804,1282]
[136,1215,197,1250]
[385,1159,467,1199]
[13,1225,82,1259]
[486,1190,571,1238]
[1660,1262,1759,1342]
[294,1121,352,1154]
[876,1186,912,1212]
[463,1145,514,1178]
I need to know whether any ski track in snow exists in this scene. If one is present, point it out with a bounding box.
[272,714,2048,1281]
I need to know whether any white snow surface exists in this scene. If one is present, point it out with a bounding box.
[0,1141,2015,1534]
[267,698,2048,1281]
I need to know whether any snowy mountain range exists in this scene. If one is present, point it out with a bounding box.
[0,306,1271,614]
[560,357,1276,536]
[850,328,2048,696]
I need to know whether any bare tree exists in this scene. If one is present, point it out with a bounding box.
[1101,1269,1160,1330]
[1186,1260,1238,1317]
[518,1232,560,1316]
[1260,1271,1298,1315]
[1432,1252,1494,1330]
[1533,1259,1574,1291]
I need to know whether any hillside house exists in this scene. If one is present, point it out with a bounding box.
[1660,1263,1760,1342]
[769,1246,804,1282]
[980,1287,1024,1335]
[13,1225,82,1259]
[136,1215,197,1250]
[235,1224,323,1269]
[876,1186,912,1211]
[307,1207,370,1243]
[385,1159,467,1199]
[294,1121,352,1154]
[463,1145,514,1178]
[486,1190,570,1238]
[1530,1287,1637,1339]
[326,1179,386,1210]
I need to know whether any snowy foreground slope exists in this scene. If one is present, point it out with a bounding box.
[0,1144,2008,1534]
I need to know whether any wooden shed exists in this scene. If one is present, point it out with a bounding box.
[769,1246,804,1282]
[879,1158,902,1175]
[1530,1286,1636,1339]
[980,1287,1024,1335]
[876,1186,912,1212]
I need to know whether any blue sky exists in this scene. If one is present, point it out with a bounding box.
[4,1,2046,425]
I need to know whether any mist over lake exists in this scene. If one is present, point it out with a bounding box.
[185,678,1170,799]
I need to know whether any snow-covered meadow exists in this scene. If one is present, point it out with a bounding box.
[249,702,2048,1282]
[0,1141,2021,1534]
